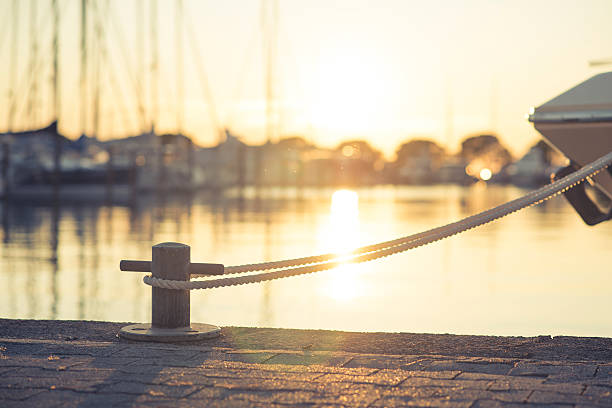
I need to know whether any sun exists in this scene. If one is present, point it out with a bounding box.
[309,49,389,134]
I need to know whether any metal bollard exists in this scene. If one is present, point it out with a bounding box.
[118,242,221,342]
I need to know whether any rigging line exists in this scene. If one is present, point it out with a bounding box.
[224,15,261,131]
[275,12,309,135]
[13,0,68,129]
[143,151,612,290]
[27,0,40,126]
[91,0,138,136]
[107,2,147,132]
[184,6,222,140]
[0,3,10,56]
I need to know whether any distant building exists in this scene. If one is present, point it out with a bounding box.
[506,141,567,186]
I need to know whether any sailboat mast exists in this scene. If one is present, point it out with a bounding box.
[80,0,87,136]
[137,0,145,132]
[52,0,61,189]
[52,0,60,122]
[28,0,39,127]
[92,0,104,139]
[262,0,278,144]
[8,0,19,133]
[176,0,184,135]
[150,0,158,134]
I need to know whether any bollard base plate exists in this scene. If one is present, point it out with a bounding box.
[118,323,221,342]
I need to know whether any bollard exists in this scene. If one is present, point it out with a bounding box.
[118,242,221,342]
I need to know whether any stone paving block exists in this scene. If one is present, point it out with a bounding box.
[315,369,409,386]
[225,389,321,405]
[0,376,103,393]
[470,401,545,408]
[7,365,120,380]
[111,346,200,360]
[426,360,513,375]
[471,357,518,365]
[76,356,141,369]
[260,362,378,376]
[403,358,437,371]
[0,388,44,401]
[342,354,409,370]
[379,385,440,399]
[125,357,212,369]
[527,390,606,406]
[189,398,304,408]
[263,351,352,366]
[509,361,597,379]
[406,370,462,380]
[430,388,531,403]
[1,339,123,358]
[595,364,612,378]
[96,380,201,398]
[332,384,389,407]
[487,376,546,391]
[456,372,507,381]
[372,395,474,407]
[163,365,322,383]
[184,386,228,400]
[0,367,13,376]
[169,374,347,394]
[22,389,133,408]
[0,355,91,370]
[534,382,586,394]
[583,385,612,402]
[223,350,278,363]
[401,376,491,390]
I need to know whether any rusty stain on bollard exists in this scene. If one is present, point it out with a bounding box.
[118,242,221,342]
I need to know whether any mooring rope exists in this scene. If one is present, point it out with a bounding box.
[143,151,612,290]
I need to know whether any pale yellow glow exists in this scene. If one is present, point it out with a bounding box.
[330,189,359,221]
[310,50,389,134]
[479,168,492,181]
[317,189,363,302]
[342,145,355,157]
[322,265,364,302]
[323,189,360,254]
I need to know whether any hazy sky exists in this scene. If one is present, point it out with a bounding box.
[1,0,612,158]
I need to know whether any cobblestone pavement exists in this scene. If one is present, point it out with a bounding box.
[1,320,612,407]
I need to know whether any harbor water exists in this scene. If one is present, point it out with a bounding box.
[1,184,611,337]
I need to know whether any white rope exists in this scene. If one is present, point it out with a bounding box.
[144,151,612,290]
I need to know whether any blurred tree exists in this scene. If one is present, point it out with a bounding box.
[335,139,384,185]
[395,139,445,165]
[460,134,513,179]
[392,139,446,184]
[336,140,382,162]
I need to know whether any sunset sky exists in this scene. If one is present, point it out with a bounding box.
[1,0,611,158]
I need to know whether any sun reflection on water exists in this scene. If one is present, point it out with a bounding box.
[318,189,364,302]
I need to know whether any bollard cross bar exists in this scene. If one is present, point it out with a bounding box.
[118,242,221,342]
[120,260,224,276]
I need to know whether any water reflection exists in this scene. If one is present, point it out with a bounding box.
[1,186,611,336]
[320,189,363,302]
